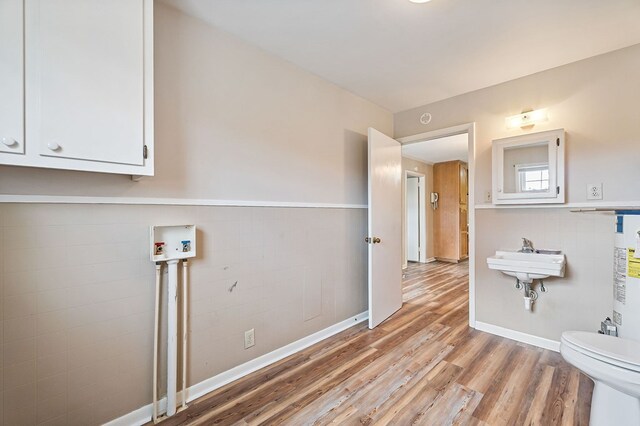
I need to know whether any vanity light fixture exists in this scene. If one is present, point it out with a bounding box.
[505,108,548,129]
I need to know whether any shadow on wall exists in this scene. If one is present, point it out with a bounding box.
[343,129,368,204]
[0,164,136,197]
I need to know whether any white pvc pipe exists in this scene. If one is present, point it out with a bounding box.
[153,263,162,423]
[181,260,189,409]
[524,296,532,311]
[166,259,179,417]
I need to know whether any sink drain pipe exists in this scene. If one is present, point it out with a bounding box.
[516,279,538,311]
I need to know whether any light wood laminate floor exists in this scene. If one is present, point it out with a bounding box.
[158,261,593,425]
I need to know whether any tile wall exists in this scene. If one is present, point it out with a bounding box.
[0,203,367,425]
[476,208,615,341]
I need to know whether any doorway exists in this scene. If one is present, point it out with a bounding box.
[398,123,476,327]
[404,171,427,268]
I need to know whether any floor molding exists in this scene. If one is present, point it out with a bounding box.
[0,194,367,209]
[104,311,369,426]
[403,258,436,270]
[475,321,560,352]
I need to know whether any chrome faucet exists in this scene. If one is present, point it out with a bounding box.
[520,238,534,253]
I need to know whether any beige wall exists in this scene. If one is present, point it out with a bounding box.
[0,4,392,425]
[0,3,392,204]
[0,204,366,425]
[395,43,640,204]
[475,208,614,341]
[401,157,435,262]
[395,44,640,341]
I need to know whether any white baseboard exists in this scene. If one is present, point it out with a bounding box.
[105,311,369,426]
[403,258,435,270]
[474,321,560,352]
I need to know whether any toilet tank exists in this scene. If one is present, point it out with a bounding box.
[614,213,640,341]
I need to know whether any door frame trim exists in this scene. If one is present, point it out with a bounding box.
[398,123,477,328]
[403,170,427,268]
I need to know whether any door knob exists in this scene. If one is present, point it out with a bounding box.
[372,237,381,244]
[365,237,371,243]
[47,142,61,151]
[1,137,17,147]
[365,237,381,244]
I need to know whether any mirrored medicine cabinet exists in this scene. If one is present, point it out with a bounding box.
[492,129,565,204]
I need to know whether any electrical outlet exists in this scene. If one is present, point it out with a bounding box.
[484,190,492,203]
[244,328,255,349]
[587,183,603,200]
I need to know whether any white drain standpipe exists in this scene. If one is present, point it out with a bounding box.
[166,259,180,417]
[153,263,162,423]
[181,260,189,409]
[152,259,190,422]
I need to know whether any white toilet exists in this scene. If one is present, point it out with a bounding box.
[560,331,640,426]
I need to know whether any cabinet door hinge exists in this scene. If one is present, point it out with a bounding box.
[557,186,560,195]
[143,145,148,159]
[556,138,560,146]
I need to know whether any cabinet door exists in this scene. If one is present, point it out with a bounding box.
[26,0,144,165]
[459,205,468,259]
[0,0,24,154]
[459,163,468,205]
[434,161,461,261]
[460,230,468,258]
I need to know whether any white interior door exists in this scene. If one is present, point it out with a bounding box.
[367,128,402,329]
[406,177,419,262]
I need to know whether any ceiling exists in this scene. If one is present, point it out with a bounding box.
[402,134,468,164]
[162,0,640,112]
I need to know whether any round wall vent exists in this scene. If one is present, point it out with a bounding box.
[420,112,432,125]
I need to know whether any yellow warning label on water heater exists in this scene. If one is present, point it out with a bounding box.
[628,249,640,279]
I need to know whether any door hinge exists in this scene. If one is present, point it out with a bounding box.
[556,138,560,146]
[143,145,148,159]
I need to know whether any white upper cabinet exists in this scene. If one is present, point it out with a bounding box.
[28,0,145,165]
[0,0,154,176]
[0,0,24,155]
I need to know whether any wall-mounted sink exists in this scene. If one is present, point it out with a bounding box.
[487,250,566,283]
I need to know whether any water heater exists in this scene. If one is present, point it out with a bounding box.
[613,212,640,341]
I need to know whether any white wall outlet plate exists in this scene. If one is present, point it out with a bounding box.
[587,183,603,200]
[244,328,255,349]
